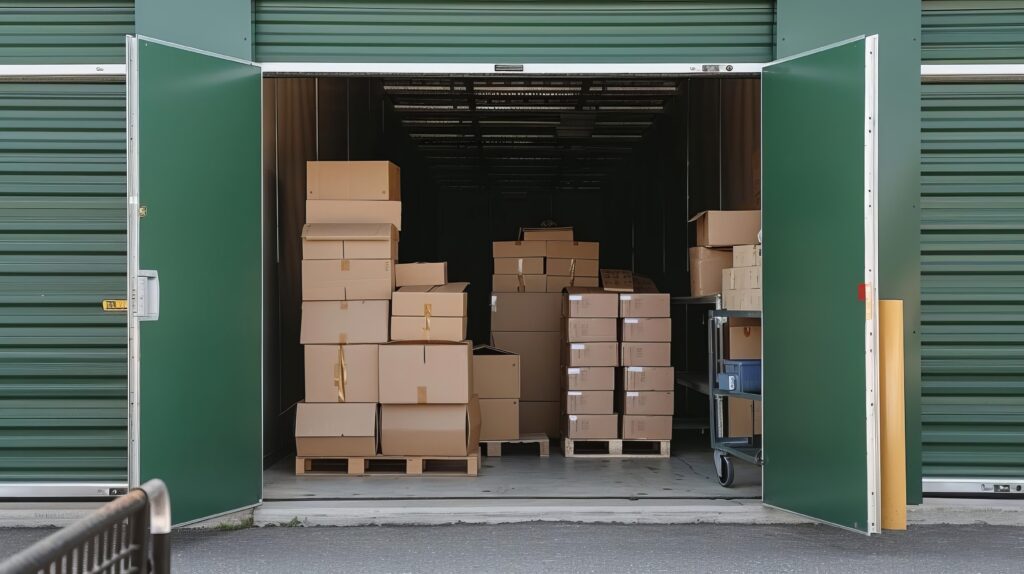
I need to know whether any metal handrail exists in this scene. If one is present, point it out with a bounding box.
[0,479,171,574]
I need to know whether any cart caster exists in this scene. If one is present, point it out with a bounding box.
[714,451,735,487]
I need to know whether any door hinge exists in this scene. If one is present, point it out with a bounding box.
[136,270,160,321]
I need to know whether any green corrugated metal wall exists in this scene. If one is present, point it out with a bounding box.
[920,82,1024,481]
[922,1,1024,63]
[253,1,776,63]
[0,1,134,65]
[0,82,128,484]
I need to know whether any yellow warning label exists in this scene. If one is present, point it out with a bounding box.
[102,299,128,312]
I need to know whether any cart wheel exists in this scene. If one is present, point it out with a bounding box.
[716,453,735,487]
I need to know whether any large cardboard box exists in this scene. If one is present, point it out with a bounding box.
[391,283,468,317]
[722,266,761,290]
[727,397,762,437]
[301,259,394,300]
[546,275,599,293]
[306,199,402,230]
[619,292,671,318]
[565,342,619,367]
[494,257,544,275]
[377,341,472,404]
[395,262,447,287]
[565,366,615,390]
[304,344,379,403]
[564,287,619,318]
[390,316,467,342]
[723,288,762,311]
[380,401,481,456]
[301,223,398,260]
[492,241,546,258]
[520,401,560,437]
[294,402,377,457]
[620,342,671,367]
[491,331,560,402]
[621,318,671,342]
[490,292,562,332]
[547,258,598,277]
[300,300,389,344]
[688,210,761,247]
[621,391,675,415]
[306,160,400,201]
[689,247,733,296]
[472,345,520,398]
[622,366,675,391]
[733,244,762,268]
[727,318,762,360]
[622,415,673,440]
[546,241,599,260]
[564,414,618,439]
[565,390,614,414]
[479,398,519,441]
[521,227,573,241]
[564,318,617,343]
[493,274,546,293]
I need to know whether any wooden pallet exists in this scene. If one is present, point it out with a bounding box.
[562,438,670,458]
[480,433,551,457]
[295,454,480,476]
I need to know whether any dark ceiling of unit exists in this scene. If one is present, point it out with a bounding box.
[381,77,680,194]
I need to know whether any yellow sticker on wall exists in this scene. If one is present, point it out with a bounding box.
[102,299,128,312]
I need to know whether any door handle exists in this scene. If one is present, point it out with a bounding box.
[137,270,160,321]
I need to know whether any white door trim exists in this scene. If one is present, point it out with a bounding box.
[0,64,125,79]
[260,62,765,76]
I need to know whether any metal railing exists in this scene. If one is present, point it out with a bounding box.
[0,480,170,574]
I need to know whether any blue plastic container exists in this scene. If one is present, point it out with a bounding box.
[722,359,762,394]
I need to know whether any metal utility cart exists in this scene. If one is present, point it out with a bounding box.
[708,308,762,486]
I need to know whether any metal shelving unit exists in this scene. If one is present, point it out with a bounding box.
[669,294,720,432]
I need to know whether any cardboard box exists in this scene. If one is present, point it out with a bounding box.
[472,345,520,399]
[546,241,599,260]
[391,283,468,317]
[564,318,617,343]
[546,275,599,293]
[490,292,562,332]
[546,257,598,277]
[621,318,671,342]
[565,366,615,390]
[492,241,546,258]
[493,274,546,293]
[722,266,761,290]
[390,315,467,342]
[301,223,398,260]
[727,318,762,360]
[300,300,389,344]
[306,161,400,201]
[304,344,379,403]
[521,227,573,241]
[723,288,762,311]
[733,244,762,268]
[619,292,671,318]
[306,199,402,230]
[395,262,447,287]
[479,398,519,441]
[688,210,761,247]
[565,390,614,414]
[301,259,394,301]
[563,287,619,318]
[621,415,673,440]
[380,400,481,456]
[689,247,733,296]
[520,401,560,437]
[377,341,472,404]
[600,269,634,292]
[564,414,618,439]
[621,391,675,415]
[294,402,377,457]
[622,366,675,391]
[565,342,619,367]
[620,342,671,367]
[494,257,544,275]
[727,397,762,437]
[491,331,560,402]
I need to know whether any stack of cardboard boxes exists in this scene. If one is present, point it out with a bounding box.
[562,288,620,440]
[687,210,761,301]
[472,346,521,441]
[619,280,674,441]
[722,244,762,311]
[492,227,599,293]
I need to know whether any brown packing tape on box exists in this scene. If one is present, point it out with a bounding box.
[332,345,348,402]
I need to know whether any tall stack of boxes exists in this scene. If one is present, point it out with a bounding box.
[723,243,762,311]
[562,288,620,440]
[619,281,674,441]
[473,346,521,441]
[492,227,599,293]
[687,210,761,299]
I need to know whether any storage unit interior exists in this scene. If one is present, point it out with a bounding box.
[261,74,762,500]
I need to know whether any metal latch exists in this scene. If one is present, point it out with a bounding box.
[136,270,160,321]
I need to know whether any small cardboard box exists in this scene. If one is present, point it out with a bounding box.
[621,318,671,342]
[391,283,468,317]
[733,244,762,268]
[301,223,398,260]
[565,390,614,414]
[494,257,545,275]
[390,316,467,342]
[490,293,562,332]
[727,397,762,437]
[619,292,671,318]
[723,288,762,311]
[301,259,394,301]
[472,345,520,399]
[565,342,619,367]
[520,401,560,437]
[491,331,560,402]
[304,344,379,403]
[380,400,481,456]
[565,366,615,391]
[547,258,598,277]
[564,317,617,343]
[306,199,402,230]
[295,402,377,457]
[395,262,447,287]
[688,210,761,247]
[479,398,519,441]
[300,300,389,344]
[727,318,762,360]
[620,342,671,367]
[493,274,546,293]
[377,341,472,404]
[546,241,599,260]
[722,266,761,290]
[564,414,618,439]
[621,415,672,440]
[563,287,619,318]
[600,269,634,292]
[306,161,401,201]
[492,241,546,258]
[689,247,733,296]
[521,227,573,241]
[621,390,675,415]
[622,366,675,391]
[546,275,599,293]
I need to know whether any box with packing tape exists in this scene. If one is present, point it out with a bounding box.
[306,199,402,230]
[688,210,761,247]
[306,160,400,201]
[300,300,389,345]
[304,344,379,403]
[547,258,598,277]
[301,258,394,301]
[494,257,544,275]
[493,273,546,293]
[723,288,762,311]
[377,341,472,404]
[380,399,481,456]
[301,223,398,260]
[390,283,469,342]
[295,402,377,457]
[688,247,733,297]
[732,244,762,268]
[492,241,546,259]
[546,241,598,260]
[546,275,599,293]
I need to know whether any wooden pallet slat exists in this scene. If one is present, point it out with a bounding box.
[295,454,480,477]
[562,438,670,459]
[480,433,551,457]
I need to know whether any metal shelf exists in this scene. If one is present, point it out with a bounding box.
[712,388,762,402]
[710,309,762,319]
[676,371,710,396]
[671,294,720,306]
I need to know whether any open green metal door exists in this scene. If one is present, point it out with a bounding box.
[761,36,881,534]
[127,36,262,525]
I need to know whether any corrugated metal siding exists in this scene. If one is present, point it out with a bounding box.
[922,1,1024,63]
[0,1,134,65]
[0,82,127,483]
[254,1,775,63]
[920,82,1024,480]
